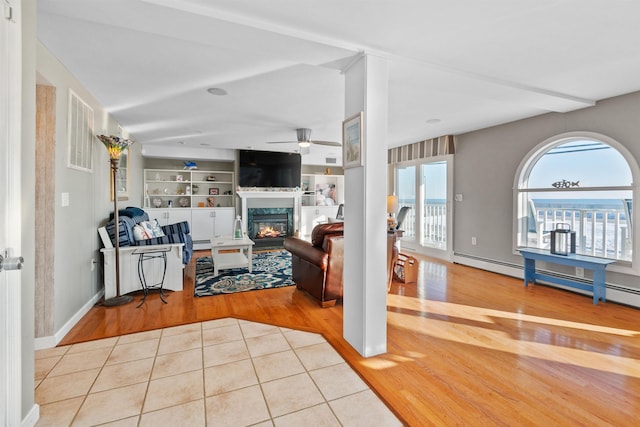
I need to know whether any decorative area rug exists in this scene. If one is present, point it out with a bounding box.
[195,250,295,297]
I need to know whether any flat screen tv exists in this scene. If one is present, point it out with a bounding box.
[239,149,302,188]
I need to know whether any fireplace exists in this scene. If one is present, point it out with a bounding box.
[248,208,293,249]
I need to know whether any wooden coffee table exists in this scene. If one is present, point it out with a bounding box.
[210,235,255,277]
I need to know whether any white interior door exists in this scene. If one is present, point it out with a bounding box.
[1,0,24,424]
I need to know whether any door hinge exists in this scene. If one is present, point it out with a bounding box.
[0,248,24,272]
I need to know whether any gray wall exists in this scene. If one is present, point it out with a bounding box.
[36,42,139,339]
[454,91,640,290]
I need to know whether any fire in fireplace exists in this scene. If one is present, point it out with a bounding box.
[256,225,284,239]
[249,211,291,248]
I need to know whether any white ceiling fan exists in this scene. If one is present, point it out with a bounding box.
[268,128,341,148]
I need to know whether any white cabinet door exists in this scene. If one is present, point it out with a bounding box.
[192,208,235,240]
[315,206,339,224]
[300,206,340,241]
[146,209,191,226]
[300,206,316,240]
[168,209,192,225]
[191,209,216,241]
[145,208,167,223]
[213,208,235,236]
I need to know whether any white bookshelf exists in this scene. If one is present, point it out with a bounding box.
[300,174,344,207]
[144,169,235,209]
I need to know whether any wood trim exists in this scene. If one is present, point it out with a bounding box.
[35,84,56,337]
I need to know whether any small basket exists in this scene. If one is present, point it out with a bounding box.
[394,253,418,284]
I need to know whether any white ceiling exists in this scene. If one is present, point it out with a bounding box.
[37,0,640,164]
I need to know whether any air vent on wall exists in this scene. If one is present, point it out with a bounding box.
[325,157,337,164]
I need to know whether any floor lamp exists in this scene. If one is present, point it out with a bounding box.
[97,134,134,307]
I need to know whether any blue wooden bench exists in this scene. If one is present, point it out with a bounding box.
[519,248,616,305]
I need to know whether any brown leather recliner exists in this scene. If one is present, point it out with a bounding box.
[283,222,344,307]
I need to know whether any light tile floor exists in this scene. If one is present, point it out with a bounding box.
[35,318,403,426]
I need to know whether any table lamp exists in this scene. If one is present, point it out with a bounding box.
[387,194,399,230]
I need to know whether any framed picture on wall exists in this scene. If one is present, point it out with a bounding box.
[342,112,364,168]
[209,188,219,195]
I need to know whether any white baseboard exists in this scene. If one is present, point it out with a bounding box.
[605,285,640,308]
[22,404,39,427]
[453,252,640,309]
[34,290,104,350]
[452,253,522,278]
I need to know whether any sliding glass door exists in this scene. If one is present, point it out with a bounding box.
[421,161,447,250]
[396,165,416,240]
[395,156,453,259]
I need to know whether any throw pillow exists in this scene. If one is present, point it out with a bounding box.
[140,220,165,238]
[132,224,151,241]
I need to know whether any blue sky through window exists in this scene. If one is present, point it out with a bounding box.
[528,140,632,189]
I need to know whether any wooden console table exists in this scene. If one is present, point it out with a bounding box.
[519,248,616,305]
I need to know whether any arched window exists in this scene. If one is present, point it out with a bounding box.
[515,132,637,270]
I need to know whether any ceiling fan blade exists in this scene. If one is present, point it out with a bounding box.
[311,140,341,147]
[267,128,340,147]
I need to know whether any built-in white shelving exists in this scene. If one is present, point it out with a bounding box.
[144,169,235,209]
[301,174,344,207]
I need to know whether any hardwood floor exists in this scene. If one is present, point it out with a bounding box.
[60,250,640,426]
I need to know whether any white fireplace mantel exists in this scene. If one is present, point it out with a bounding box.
[236,191,304,237]
[237,190,303,199]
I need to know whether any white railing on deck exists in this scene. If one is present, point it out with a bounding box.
[398,201,631,260]
[532,207,632,261]
[399,204,416,238]
[398,203,447,248]
[424,203,447,246]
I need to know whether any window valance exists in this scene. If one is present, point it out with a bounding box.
[387,135,455,164]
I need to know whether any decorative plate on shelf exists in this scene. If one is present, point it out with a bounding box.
[179,197,189,207]
[152,198,162,208]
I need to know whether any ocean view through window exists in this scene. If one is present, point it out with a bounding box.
[516,134,635,264]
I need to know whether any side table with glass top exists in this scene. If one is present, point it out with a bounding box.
[133,245,172,307]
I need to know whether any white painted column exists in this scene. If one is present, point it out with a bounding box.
[343,54,389,357]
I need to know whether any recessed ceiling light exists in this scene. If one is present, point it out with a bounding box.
[425,118,441,124]
[206,87,228,96]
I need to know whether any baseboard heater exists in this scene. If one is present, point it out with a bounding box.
[453,252,640,309]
